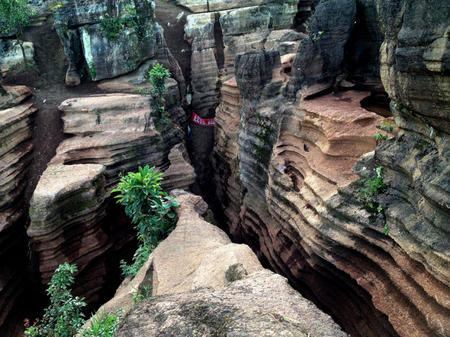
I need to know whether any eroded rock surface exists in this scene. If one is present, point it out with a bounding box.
[211,0,450,333]
[160,143,196,191]
[183,0,304,190]
[0,86,36,332]
[97,190,346,337]
[27,92,184,304]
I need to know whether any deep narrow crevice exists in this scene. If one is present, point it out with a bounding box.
[213,13,225,71]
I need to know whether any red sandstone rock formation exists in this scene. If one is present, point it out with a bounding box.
[27,92,187,305]
[90,190,347,337]
[0,86,36,332]
[214,35,449,336]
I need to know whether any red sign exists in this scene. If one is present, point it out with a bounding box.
[191,111,215,126]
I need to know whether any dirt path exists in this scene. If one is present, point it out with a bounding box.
[4,24,104,203]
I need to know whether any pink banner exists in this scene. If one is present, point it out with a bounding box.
[191,111,215,126]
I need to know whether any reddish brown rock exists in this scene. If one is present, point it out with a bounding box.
[214,47,450,337]
[0,86,36,333]
[88,190,347,337]
[27,92,184,305]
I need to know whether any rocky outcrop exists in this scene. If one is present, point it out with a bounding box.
[160,143,196,191]
[377,0,449,134]
[345,0,383,85]
[28,164,108,291]
[52,0,185,87]
[0,40,35,69]
[212,0,450,335]
[92,190,347,337]
[116,270,347,337]
[184,1,304,190]
[52,94,182,186]
[27,92,184,303]
[0,86,36,332]
[288,0,356,98]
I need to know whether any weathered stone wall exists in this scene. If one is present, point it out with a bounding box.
[184,0,305,191]
[213,0,450,336]
[0,86,36,333]
[27,91,186,304]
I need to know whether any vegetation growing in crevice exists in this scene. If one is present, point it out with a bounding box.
[88,61,96,80]
[113,166,179,278]
[357,166,389,235]
[80,310,122,337]
[99,5,143,40]
[93,109,101,125]
[24,262,123,337]
[374,121,395,144]
[24,263,86,337]
[149,64,170,117]
[132,284,151,305]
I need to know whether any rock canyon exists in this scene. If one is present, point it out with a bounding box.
[0,0,448,336]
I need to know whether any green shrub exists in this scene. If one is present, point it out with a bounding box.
[99,5,137,40]
[374,132,387,143]
[357,166,385,212]
[357,166,390,235]
[112,166,179,278]
[24,263,86,337]
[132,284,151,305]
[374,121,395,144]
[148,64,170,117]
[80,310,122,337]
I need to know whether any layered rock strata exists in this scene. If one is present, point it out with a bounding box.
[90,190,347,337]
[0,86,36,332]
[160,143,196,191]
[184,0,304,190]
[48,0,187,88]
[27,93,184,303]
[213,0,450,334]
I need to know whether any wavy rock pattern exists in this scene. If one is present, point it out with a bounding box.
[160,143,196,191]
[27,93,184,303]
[96,190,347,337]
[214,40,449,337]
[213,77,242,229]
[0,86,36,331]
[184,1,303,190]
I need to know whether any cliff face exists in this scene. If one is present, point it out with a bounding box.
[183,0,305,189]
[27,91,185,304]
[99,190,347,337]
[0,86,36,332]
[0,0,448,336]
[213,1,450,337]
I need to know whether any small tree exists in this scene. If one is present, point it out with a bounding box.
[0,0,34,67]
[24,263,86,337]
[112,166,179,278]
[148,64,170,118]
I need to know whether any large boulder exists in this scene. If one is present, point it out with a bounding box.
[52,0,179,85]
[91,190,347,337]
